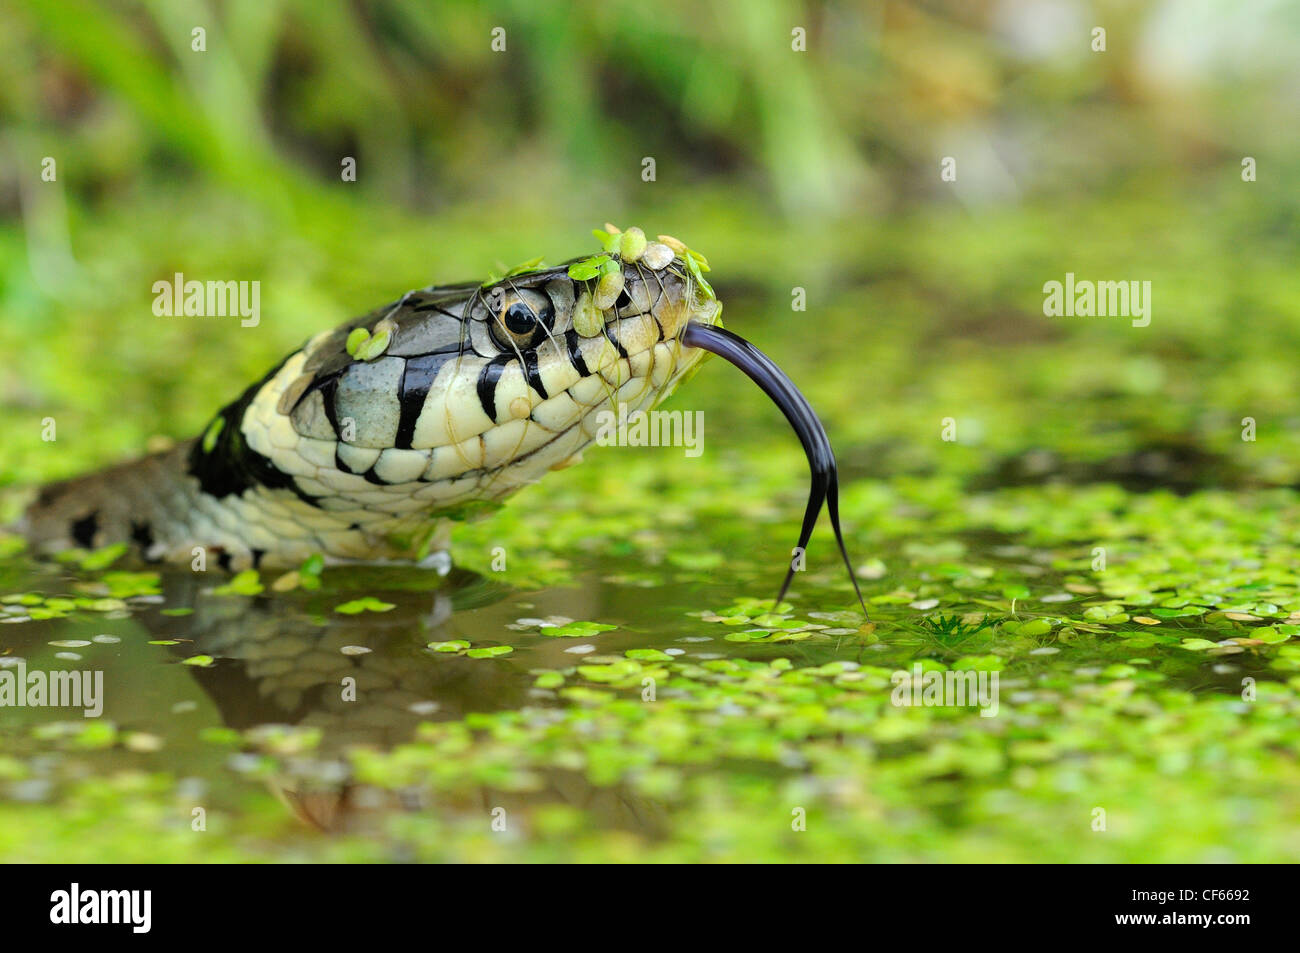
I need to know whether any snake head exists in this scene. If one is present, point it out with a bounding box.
[178,226,863,600]
[215,237,724,530]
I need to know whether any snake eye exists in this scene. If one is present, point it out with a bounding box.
[490,290,553,351]
[504,301,539,334]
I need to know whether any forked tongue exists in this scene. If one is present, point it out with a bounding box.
[680,323,868,617]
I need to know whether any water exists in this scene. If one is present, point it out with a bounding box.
[1,528,1287,858]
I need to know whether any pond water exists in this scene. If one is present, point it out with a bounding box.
[3,508,1297,863]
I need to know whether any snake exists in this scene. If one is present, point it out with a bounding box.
[18,226,864,612]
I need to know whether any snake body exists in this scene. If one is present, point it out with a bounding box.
[21,235,719,570]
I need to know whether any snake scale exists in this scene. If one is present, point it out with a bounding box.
[18,227,864,611]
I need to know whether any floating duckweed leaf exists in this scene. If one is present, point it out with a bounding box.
[199,727,243,746]
[77,597,127,613]
[267,553,325,594]
[334,597,396,614]
[748,614,806,629]
[99,571,162,598]
[1150,606,1206,618]
[80,543,128,571]
[355,324,392,361]
[717,597,795,617]
[506,256,546,276]
[213,570,263,596]
[1003,618,1053,636]
[148,639,180,646]
[160,608,193,617]
[572,290,603,337]
[1083,605,1130,623]
[271,570,301,592]
[30,721,115,748]
[618,227,647,261]
[125,732,163,752]
[534,671,564,689]
[626,648,672,661]
[466,645,513,659]
[567,255,610,281]
[72,721,118,749]
[428,639,470,653]
[593,223,622,249]
[854,559,888,579]
[246,724,321,755]
[345,327,370,356]
[542,621,617,638]
[952,654,1003,671]
[593,264,624,310]
[683,252,714,299]
[1179,639,1218,651]
[666,551,725,570]
[577,660,644,683]
[182,655,215,667]
[559,686,614,705]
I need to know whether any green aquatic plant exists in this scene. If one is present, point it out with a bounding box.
[918,613,999,649]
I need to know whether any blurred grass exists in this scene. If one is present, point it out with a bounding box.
[3,1,1299,497]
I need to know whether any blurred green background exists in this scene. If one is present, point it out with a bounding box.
[3,0,1299,492]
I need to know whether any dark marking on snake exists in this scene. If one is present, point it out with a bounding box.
[605,325,629,359]
[523,350,549,400]
[395,352,452,449]
[563,329,591,377]
[476,354,514,421]
[188,356,322,506]
[319,377,342,437]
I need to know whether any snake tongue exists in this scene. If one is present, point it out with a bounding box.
[680,323,868,617]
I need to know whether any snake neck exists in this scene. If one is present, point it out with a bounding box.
[18,364,455,570]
